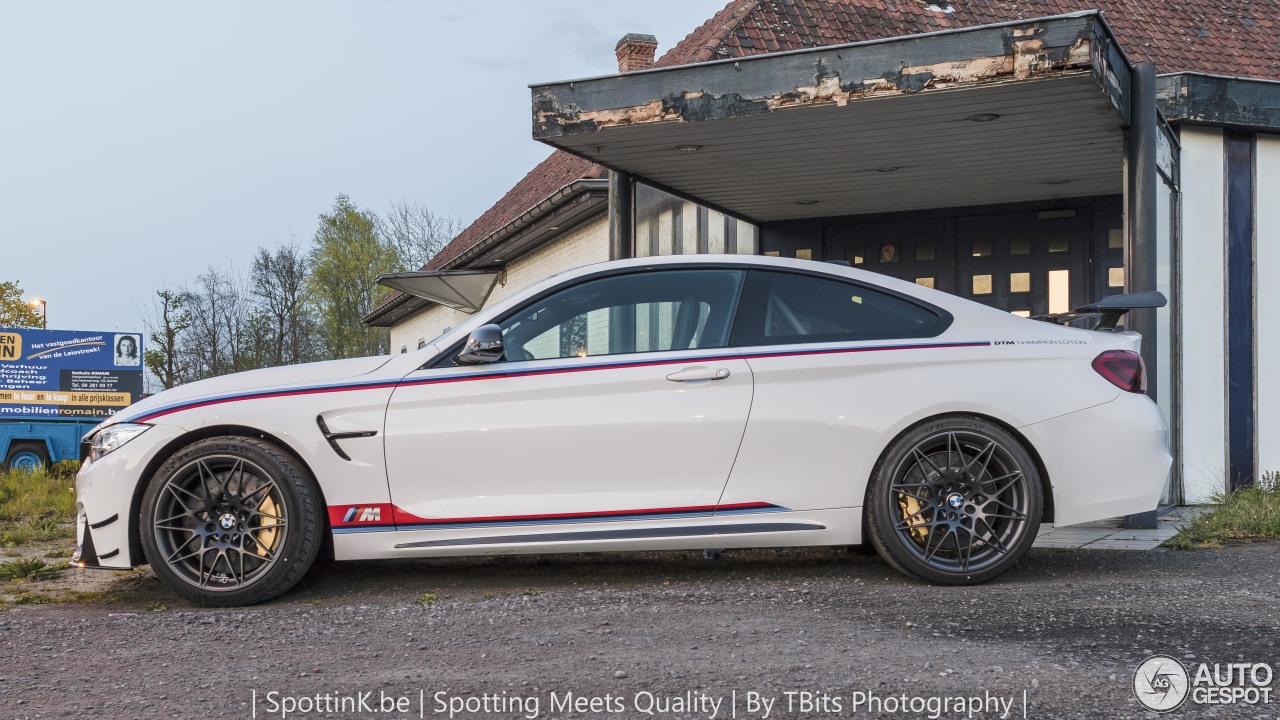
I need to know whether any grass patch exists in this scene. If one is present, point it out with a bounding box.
[416,591,438,605]
[0,557,65,582]
[0,465,78,522]
[2,588,109,606]
[0,465,78,548]
[0,518,74,547]
[1167,472,1280,549]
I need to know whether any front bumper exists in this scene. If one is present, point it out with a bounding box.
[73,423,188,570]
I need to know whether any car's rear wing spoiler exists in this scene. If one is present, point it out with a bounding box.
[1032,291,1167,331]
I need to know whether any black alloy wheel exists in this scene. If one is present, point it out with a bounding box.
[140,436,322,606]
[867,416,1042,584]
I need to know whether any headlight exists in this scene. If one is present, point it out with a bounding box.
[89,423,151,462]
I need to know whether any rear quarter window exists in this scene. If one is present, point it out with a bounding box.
[731,270,949,347]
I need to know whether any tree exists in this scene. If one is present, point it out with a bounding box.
[380,199,462,271]
[308,195,400,358]
[0,281,45,328]
[179,266,258,379]
[142,288,191,390]
[250,243,318,366]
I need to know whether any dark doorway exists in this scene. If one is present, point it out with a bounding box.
[761,197,1124,317]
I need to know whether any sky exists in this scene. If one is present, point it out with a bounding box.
[1,0,726,333]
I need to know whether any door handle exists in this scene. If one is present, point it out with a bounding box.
[666,366,731,382]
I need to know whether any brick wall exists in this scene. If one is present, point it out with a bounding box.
[615,34,657,73]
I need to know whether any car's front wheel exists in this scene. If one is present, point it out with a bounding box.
[866,416,1042,584]
[139,436,322,606]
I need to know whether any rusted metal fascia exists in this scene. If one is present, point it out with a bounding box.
[1087,15,1131,123]
[1157,73,1280,132]
[1155,113,1180,188]
[532,14,1118,140]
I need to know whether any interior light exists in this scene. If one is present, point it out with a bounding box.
[674,144,702,152]
[968,113,1000,122]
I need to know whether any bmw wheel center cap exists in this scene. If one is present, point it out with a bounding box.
[946,493,965,510]
[219,513,237,530]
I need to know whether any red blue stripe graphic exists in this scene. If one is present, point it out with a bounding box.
[124,341,990,423]
[328,501,787,534]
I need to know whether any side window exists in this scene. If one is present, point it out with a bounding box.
[498,269,744,361]
[731,270,945,347]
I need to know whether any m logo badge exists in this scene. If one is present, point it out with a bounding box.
[342,506,383,523]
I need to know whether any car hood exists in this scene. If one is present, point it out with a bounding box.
[104,355,396,429]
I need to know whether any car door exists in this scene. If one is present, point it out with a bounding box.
[382,267,753,532]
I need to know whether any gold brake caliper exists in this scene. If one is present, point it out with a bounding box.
[252,495,282,557]
[899,493,929,541]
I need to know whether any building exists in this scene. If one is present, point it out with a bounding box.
[365,0,1280,511]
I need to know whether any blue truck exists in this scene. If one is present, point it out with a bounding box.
[0,327,145,471]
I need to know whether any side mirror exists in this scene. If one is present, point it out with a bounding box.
[454,324,504,365]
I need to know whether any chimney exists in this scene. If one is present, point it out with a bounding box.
[615,33,658,73]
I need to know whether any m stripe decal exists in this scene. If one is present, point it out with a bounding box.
[329,501,788,534]
[125,341,990,423]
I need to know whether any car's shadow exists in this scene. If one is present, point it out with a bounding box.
[285,545,886,605]
[98,543,1217,610]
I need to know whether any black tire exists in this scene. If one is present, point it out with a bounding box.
[3,441,50,472]
[866,415,1042,585]
[139,436,322,606]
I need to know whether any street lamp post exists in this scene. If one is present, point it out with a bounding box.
[30,299,46,329]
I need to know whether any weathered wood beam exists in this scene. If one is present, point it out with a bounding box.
[532,13,1129,141]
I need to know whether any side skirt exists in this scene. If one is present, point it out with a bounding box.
[332,508,861,560]
[395,522,822,549]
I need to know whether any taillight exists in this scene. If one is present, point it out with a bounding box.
[1092,350,1146,393]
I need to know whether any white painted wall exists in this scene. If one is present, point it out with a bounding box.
[390,214,609,352]
[1178,127,1228,502]
[1256,134,1280,481]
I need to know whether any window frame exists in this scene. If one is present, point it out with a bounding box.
[428,263,749,368]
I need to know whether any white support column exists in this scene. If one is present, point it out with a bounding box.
[1256,134,1280,480]
[1178,127,1228,502]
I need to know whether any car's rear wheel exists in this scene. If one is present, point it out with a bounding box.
[139,436,322,606]
[866,416,1042,584]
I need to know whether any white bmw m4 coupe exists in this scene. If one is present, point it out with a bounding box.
[75,255,1171,605]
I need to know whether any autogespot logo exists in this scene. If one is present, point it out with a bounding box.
[1134,655,1191,712]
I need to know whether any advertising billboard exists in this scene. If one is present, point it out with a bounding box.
[0,328,144,420]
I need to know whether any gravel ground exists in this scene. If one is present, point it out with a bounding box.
[1,543,1277,719]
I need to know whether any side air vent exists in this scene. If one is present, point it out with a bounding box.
[315,416,377,461]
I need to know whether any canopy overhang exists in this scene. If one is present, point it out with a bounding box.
[531,12,1132,221]
[375,270,501,314]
